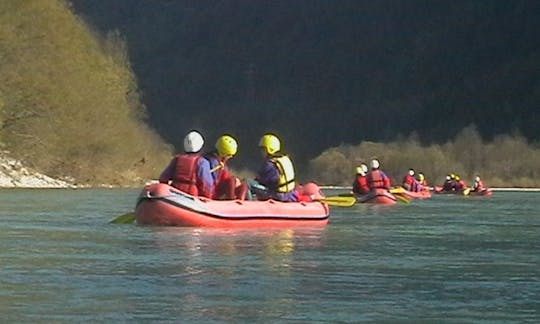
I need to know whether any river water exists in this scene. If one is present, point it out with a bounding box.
[1,188,539,322]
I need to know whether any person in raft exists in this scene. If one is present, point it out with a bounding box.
[441,174,455,191]
[158,130,214,197]
[366,159,392,190]
[296,182,326,202]
[402,168,421,192]
[417,172,428,188]
[453,175,467,192]
[203,134,248,200]
[472,175,486,192]
[352,163,370,195]
[249,133,299,202]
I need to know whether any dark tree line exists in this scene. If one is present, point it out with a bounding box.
[71,0,540,168]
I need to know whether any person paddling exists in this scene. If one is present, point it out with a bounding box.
[250,133,298,202]
[402,168,421,192]
[203,134,248,200]
[472,175,486,192]
[352,163,370,195]
[366,159,392,190]
[158,130,214,197]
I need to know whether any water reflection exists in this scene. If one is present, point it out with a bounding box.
[134,226,327,320]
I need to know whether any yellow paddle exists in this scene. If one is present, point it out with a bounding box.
[318,196,357,207]
[110,212,135,224]
[393,193,411,204]
[389,186,407,194]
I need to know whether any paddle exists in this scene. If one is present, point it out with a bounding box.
[110,212,135,224]
[318,196,356,207]
[390,186,407,194]
[393,193,411,204]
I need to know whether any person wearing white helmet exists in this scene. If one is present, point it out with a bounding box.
[366,159,392,190]
[472,175,486,192]
[352,163,370,195]
[402,168,421,192]
[159,130,214,197]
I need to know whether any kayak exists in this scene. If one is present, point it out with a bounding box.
[356,188,397,204]
[135,183,330,227]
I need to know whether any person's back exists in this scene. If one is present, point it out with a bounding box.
[442,175,454,191]
[205,135,247,200]
[472,175,485,192]
[352,164,370,195]
[417,172,428,188]
[158,130,213,197]
[253,134,298,202]
[402,169,417,191]
[454,175,467,191]
[367,159,391,190]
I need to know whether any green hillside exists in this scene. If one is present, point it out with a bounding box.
[0,0,171,186]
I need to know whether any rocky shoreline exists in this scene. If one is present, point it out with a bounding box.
[0,154,74,188]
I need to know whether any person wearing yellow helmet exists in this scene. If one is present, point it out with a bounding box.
[417,172,429,190]
[352,163,369,195]
[159,130,214,197]
[201,134,248,200]
[250,133,298,202]
[453,175,467,192]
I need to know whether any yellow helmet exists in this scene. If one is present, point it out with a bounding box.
[215,135,238,157]
[418,173,425,181]
[259,133,281,155]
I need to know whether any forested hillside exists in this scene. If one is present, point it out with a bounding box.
[0,0,171,186]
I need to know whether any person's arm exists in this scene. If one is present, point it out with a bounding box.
[158,157,176,183]
[256,161,279,189]
[197,158,215,198]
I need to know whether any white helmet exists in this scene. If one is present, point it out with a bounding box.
[408,169,415,176]
[361,163,369,174]
[475,176,480,182]
[183,131,204,153]
[371,159,380,169]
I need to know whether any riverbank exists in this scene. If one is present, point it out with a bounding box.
[0,154,74,188]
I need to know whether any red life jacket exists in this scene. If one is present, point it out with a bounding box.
[171,154,200,195]
[368,170,386,189]
[354,175,370,194]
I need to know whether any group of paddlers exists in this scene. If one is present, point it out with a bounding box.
[158,130,323,203]
[352,162,488,195]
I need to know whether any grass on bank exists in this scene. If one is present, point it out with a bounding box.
[0,0,171,186]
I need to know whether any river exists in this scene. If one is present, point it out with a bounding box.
[1,189,539,322]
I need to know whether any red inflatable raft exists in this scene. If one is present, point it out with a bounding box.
[356,188,397,204]
[391,186,432,199]
[135,183,330,228]
[469,188,493,197]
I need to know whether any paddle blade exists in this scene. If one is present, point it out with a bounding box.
[319,196,356,207]
[462,188,471,196]
[394,193,411,204]
[390,186,407,194]
[110,212,136,224]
